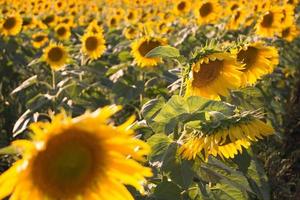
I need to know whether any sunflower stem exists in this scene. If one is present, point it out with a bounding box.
[51,69,56,90]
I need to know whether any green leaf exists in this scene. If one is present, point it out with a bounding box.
[141,98,165,122]
[147,134,173,163]
[10,75,37,95]
[145,46,180,58]
[210,183,248,200]
[106,63,128,76]
[246,157,270,200]
[154,181,182,200]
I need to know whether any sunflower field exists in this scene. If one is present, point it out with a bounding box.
[0,0,300,199]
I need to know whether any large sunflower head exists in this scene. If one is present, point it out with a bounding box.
[131,36,167,68]
[31,32,49,49]
[255,6,283,38]
[233,42,279,86]
[81,32,106,60]
[0,13,23,36]
[0,105,152,200]
[194,0,221,25]
[42,43,69,71]
[179,111,275,161]
[185,52,243,100]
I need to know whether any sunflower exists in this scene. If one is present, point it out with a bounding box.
[125,9,139,24]
[86,20,104,34]
[173,0,191,16]
[185,52,243,100]
[31,32,49,48]
[81,32,106,60]
[233,42,279,86]
[194,0,221,25]
[55,23,71,41]
[179,112,275,161]
[281,25,299,42]
[131,36,167,68]
[280,4,295,27]
[41,14,57,27]
[123,26,139,40]
[43,43,69,71]
[226,9,248,30]
[0,13,23,36]
[0,106,152,200]
[255,6,283,38]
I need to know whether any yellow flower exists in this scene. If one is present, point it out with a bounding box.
[123,26,139,40]
[43,43,69,71]
[173,0,191,16]
[0,13,23,36]
[179,118,274,161]
[194,0,221,25]
[55,23,71,41]
[86,20,104,35]
[233,42,279,86]
[131,36,167,68]
[281,25,299,42]
[0,106,152,200]
[185,52,243,100]
[31,32,49,49]
[81,32,106,60]
[255,6,283,38]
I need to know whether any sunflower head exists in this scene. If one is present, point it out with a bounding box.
[233,42,279,86]
[55,23,71,41]
[281,25,299,42]
[179,110,275,161]
[173,0,191,16]
[0,105,152,200]
[186,51,243,100]
[131,36,167,68]
[255,6,283,38]
[194,0,221,25]
[81,32,106,60]
[32,32,49,48]
[0,13,23,36]
[43,43,69,71]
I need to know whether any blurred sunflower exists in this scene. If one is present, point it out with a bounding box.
[194,0,221,25]
[226,9,247,30]
[179,113,274,161]
[86,20,104,34]
[0,106,152,200]
[131,36,167,67]
[55,23,71,41]
[31,32,49,48]
[81,32,106,60]
[43,43,69,71]
[173,0,191,16]
[234,42,279,86]
[281,25,299,42]
[123,26,139,40]
[0,13,23,36]
[255,6,283,38]
[280,4,295,27]
[41,14,57,27]
[125,9,139,24]
[185,52,243,100]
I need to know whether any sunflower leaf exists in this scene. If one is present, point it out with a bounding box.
[145,46,180,58]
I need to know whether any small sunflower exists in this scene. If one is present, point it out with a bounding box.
[43,43,69,71]
[185,52,243,100]
[131,36,167,68]
[55,23,71,41]
[31,32,49,48]
[81,32,106,60]
[281,25,299,42]
[173,0,191,16]
[255,6,283,38]
[226,9,248,30]
[0,106,152,200]
[280,4,295,27]
[123,26,139,40]
[86,20,104,34]
[0,13,23,36]
[179,112,275,161]
[194,0,221,25]
[234,42,279,86]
